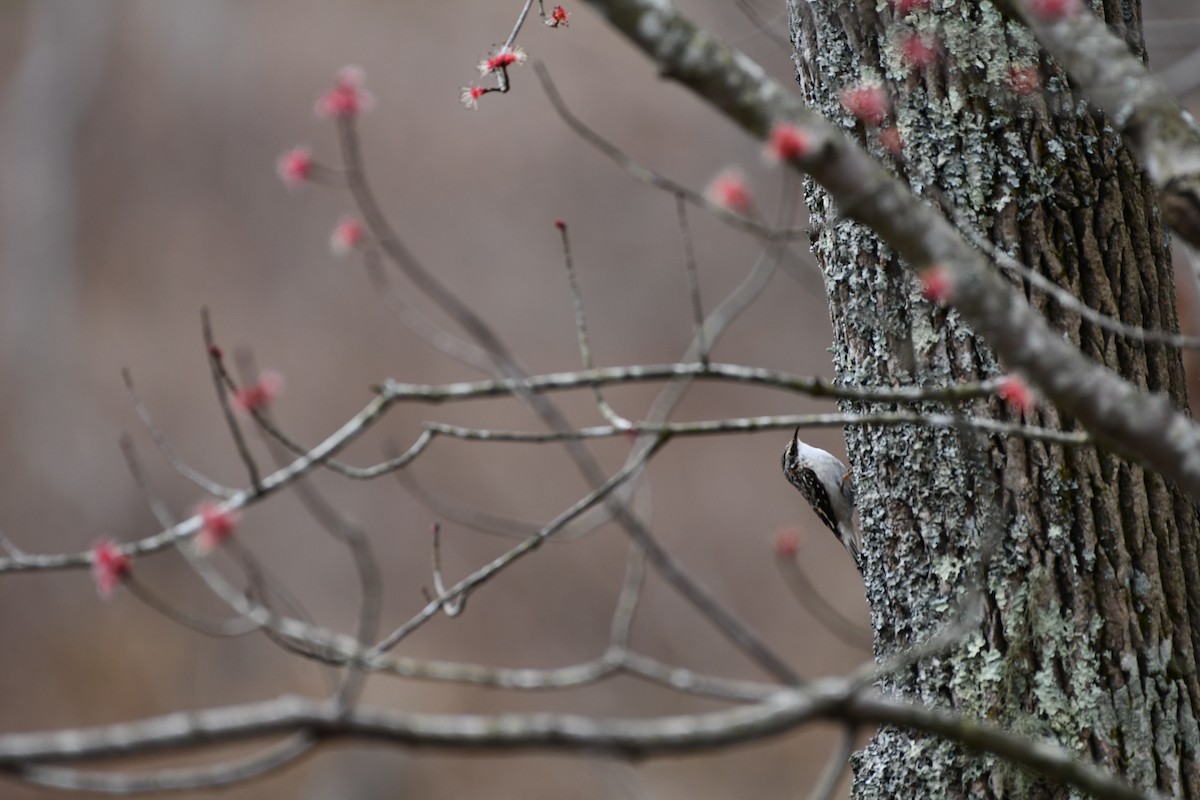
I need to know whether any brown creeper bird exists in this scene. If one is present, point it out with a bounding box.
[781,430,862,570]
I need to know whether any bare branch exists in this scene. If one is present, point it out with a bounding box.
[0,688,1160,800]
[11,736,316,795]
[420,411,1090,446]
[373,362,1005,406]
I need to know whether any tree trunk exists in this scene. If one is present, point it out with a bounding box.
[788,0,1200,795]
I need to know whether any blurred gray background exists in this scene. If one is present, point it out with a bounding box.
[0,2,1197,798]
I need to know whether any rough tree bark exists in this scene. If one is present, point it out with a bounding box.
[788,0,1200,795]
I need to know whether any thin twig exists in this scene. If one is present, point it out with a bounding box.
[608,542,647,648]
[362,245,496,373]
[118,438,261,638]
[121,368,236,498]
[124,576,261,638]
[1161,44,1200,96]
[535,63,810,243]
[733,0,791,51]
[617,652,777,702]
[118,435,177,530]
[391,468,542,540]
[503,0,537,50]
[805,725,857,800]
[674,194,709,365]
[201,309,261,491]
[229,542,344,696]
[430,523,465,617]
[0,530,26,561]
[774,546,872,650]
[557,219,627,427]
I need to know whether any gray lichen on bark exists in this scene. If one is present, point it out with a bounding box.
[788,0,1200,796]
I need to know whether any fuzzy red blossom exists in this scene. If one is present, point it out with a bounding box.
[1006,64,1042,96]
[315,66,375,119]
[919,264,954,304]
[330,215,364,256]
[997,375,1037,415]
[545,5,570,27]
[207,344,224,360]
[276,146,314,190]
[890,0,931,14]
[1026,0,1081,21]
[91,540,131,600]
[233,371,284,413]
[705,168,753,213]
[765,122,811,163]
[478,46,527,76]
[196,501,240,554]
[554,218,567,230]
[900,33,939,70]
[840,83,890,127]
[460,85,487,110]
[774,528,802,558]
[880,126,904,155]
